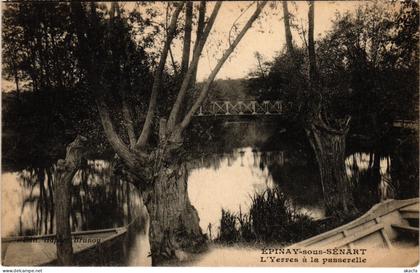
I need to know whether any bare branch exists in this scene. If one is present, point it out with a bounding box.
[180,1,268,129]
[254,51,267,79]
[282,1,295,55]
[181,1,193,76]
[136,2,185,148]
[228,1,255,47]
[166,1,222,130]
[169,45,178,75]
[191,1,206,84]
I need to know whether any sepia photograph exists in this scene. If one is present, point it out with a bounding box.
[1,0,419,270]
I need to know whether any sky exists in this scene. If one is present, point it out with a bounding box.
[170,1,363,81]
[1,1,365,91]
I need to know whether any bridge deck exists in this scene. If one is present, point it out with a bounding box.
[195,100,286,116]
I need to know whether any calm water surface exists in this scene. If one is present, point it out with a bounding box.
[1,143,398,265]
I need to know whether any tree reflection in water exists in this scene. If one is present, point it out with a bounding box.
[1,130,417,265]
[3,160,142,237]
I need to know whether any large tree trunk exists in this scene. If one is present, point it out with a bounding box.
[306,119,356,217]
[142,160,204,265]
[305,1,356,218]
[54,135,87,265]
[54,173,73,265]
[86,1,266,264]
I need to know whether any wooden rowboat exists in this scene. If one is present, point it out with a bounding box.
[291,197,419,250]
[2,226,128,266]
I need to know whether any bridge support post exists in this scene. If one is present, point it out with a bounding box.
[264,101,269,115]
[225,101,230,115]
[238,101,243,115]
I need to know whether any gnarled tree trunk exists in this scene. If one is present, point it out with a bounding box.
[142,160,204,264]
[138,121,204,264]
[304,2,356,218]
[306,118,356,217]
[80,1,267,264]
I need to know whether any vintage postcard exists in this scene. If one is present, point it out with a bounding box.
[1,0,418,271]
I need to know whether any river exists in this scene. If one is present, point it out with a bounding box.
[1,126,418,265]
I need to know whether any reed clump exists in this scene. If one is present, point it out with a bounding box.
[216,188,322,244]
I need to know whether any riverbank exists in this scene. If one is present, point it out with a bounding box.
[161,242,418,267]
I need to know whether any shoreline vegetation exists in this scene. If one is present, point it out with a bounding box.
[215,187,352,245]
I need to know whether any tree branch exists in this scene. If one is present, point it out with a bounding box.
[135,2,184,148]
[181,1,193,76]
[168,45,178,75]
[191,1,206,85]
[308,0,318,86]
[111,3,137,150]
[166,1,222,130]
[228,1,255,47]
[313,112,351,135]
[180,1,268,129]
[96,94,140,170]
[78,3,139,168]
[282,1,295,55]
[121,82,137,149]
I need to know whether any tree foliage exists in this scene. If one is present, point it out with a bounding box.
[249,1,418,138]
[2,2,158,168]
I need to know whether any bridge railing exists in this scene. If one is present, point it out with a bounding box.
[195,100,285,116]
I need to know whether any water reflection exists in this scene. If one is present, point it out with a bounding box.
[2,159,153,265]
[188,147,325,239]
[345,153,393,200]
[1,160,142,237]
[188,148,399,240]
[1,140,415,265]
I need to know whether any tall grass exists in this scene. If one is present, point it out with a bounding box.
[218,209,239,243]
[216,188,322,244]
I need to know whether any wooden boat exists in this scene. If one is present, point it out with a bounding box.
[291,197,419,250]
[2,226,128,266]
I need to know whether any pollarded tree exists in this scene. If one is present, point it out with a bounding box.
[74,1,267,263]
[279,0,418,216]
[280,1,357,217]
[305,1,357,217]
[316,1,419,203]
